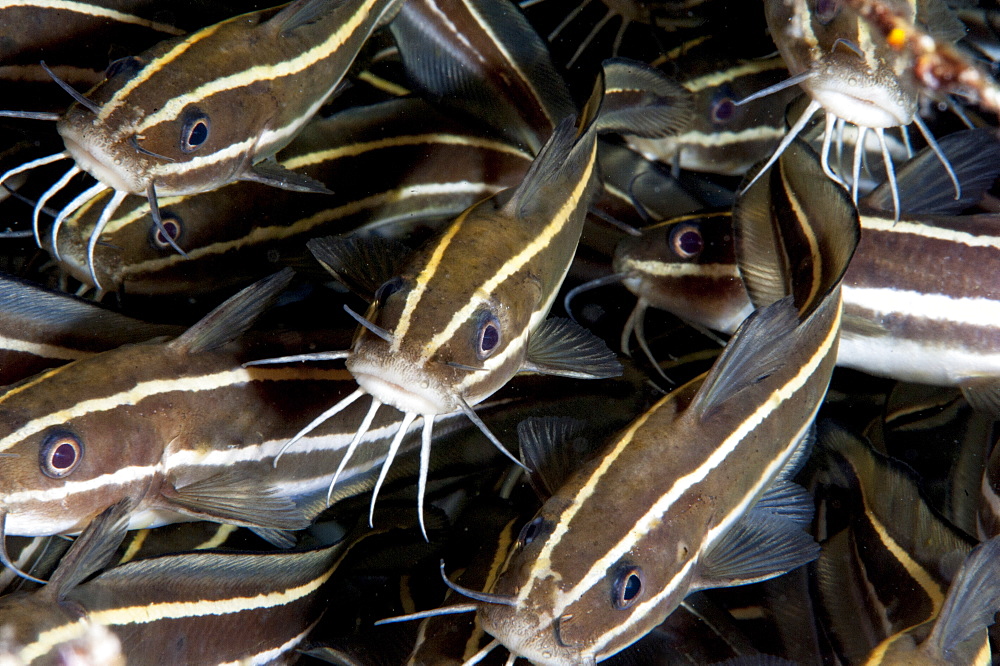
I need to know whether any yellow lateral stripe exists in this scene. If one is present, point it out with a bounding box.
[121,183,501,277]
[0,0,183,35]
[549,302,840,618]
[779,156,822,309]
[118,529,150,564]
[464,519,518,660]
[194,524,239,551]
[0,366,350,453]
[865,512,946,616]
[391,207,473,353]
[89,561,336,625]
[420,140,598,361]
[19,565,335,663]
[682,57,787,92]
[135,1,381,133]
[100,20,224,120]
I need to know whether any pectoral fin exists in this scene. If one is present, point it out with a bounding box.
[517,416,591,498]
[242,159,333,194]
[522,317,622,379]
[162,470,310,531]
[47,498,133,600]
[694,507,819,589]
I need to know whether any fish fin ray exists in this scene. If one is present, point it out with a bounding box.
[523,317,622,379]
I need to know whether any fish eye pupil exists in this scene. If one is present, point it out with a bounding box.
[151,214,182,248]
[375,278,402,303]
[815,0,841,23]
[671,225,704,258]
[712,98,735,123]
[623,574,641,600]
[613,565,643,609]
[180,109,210,153]
[519,517,544,546]
[476,313,502,359]
[40,431,82,478]
[51,443,76,469]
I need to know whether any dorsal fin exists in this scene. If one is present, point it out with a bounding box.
[733,139,860,318]
[169,268,295,354]
[308,235,410,302]
[595,58,694,139]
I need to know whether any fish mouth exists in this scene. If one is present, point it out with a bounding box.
[807,78,914,128]
[348,357,455,415]
[58,130,142,195]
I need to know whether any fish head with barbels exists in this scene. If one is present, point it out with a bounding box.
[1,0,403,289]
[472,138,861,664]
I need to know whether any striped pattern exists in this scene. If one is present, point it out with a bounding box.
[56,0,401,196]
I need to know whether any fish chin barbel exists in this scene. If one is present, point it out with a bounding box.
[0,0,402,290]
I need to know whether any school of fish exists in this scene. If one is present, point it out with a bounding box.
[0,0,999,664]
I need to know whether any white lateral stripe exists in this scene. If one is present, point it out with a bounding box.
[231,624,316,666]
[148,137,256,181]
[843,286,1000,327]
[595,417,814,652]
[623,260,740,279]
[0,336,93,361]
[0,0,183,35]
[420,141,598,361]
[135,0,381,133]
[674,126,785,147]
[860,215,1000,249]
[122,183,499,276]
[0,366,343,454]
[5,464,158,506]
[548,303,840,619]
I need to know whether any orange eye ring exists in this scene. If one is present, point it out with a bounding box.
[40,431,83,479]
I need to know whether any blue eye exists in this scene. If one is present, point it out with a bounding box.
[518,517,545,547]
[670,224,704,259]
[476,313,501,359]
[180,108,210,153]
[105,56,143,80]
[40,431,83,479]
[151,213,183,249]
[612,565,643,609]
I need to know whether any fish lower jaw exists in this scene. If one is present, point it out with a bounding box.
[352,371,453,416]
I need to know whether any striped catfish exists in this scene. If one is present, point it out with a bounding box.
[0,0,402,288]
[0,0,255,111]
[754,0,965,217]
[461,139,859,664]
[0,270,470,575]
[0,273,180,385]
[597,129,1000,406]
[252,61,692,535]
[814,424,997,665]
[46,97,533,296]
[626,55,800,177]
[0,503,420,666]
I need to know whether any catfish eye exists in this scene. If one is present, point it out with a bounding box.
[612,565,644,610]
[710,96,735,124]
[40,431,83,479]
[476,312,501,360]
[814,0,841,23]
[151,212,182,249]
[374,277,403,304]
[105,56,143,80]
[180,108,210,153]
[518,517,545,547]
[670,223,704,259]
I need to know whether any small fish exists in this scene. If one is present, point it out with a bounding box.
[251,60,691,537]
[0,0,402,287]
[47,97,533,296]
[462,138,858,664]
[0,501,412,666]
[0,270,470,576]
[754,0,966,218]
